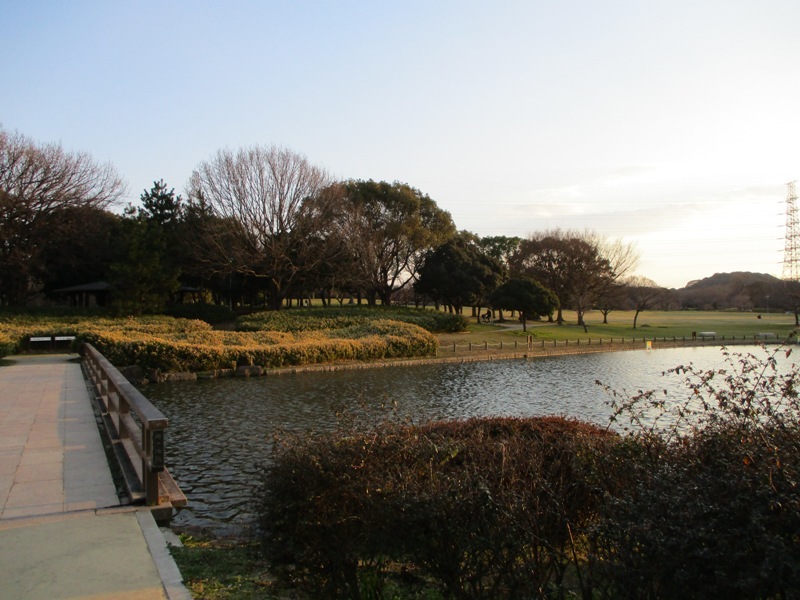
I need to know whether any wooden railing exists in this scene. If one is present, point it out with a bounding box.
[81,343,186,521]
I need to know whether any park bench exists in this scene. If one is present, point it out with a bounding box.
[27,334,77,351]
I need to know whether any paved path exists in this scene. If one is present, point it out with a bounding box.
[0,354,190,600]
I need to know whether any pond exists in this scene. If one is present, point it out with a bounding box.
[142,344,788,536]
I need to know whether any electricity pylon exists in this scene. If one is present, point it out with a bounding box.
[783,181,799,281]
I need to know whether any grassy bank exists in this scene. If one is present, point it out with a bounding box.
[169,537,284,600]
[438,309,796,347]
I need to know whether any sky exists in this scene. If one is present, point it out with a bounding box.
[2,0,799,289]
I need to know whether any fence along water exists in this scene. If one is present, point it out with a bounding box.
[82,343,186,522]
[440,333,783,355]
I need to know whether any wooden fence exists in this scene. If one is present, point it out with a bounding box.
[439,333,783,354]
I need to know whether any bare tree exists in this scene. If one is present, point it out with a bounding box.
[188,145,337,310]
[622,275,664,329]
[0,126,126,305]
[588,233,640,324]
[510,229,639,329]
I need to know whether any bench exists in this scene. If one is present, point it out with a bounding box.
[28,335,77,351]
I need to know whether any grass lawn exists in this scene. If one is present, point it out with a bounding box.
[169,537,287,600]
[437,309,797,347]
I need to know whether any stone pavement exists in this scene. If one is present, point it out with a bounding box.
[0,354,191,599]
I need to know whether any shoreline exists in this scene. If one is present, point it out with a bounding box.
[143,336,767,383]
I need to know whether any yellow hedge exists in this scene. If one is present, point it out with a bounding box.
[0,314,437,373]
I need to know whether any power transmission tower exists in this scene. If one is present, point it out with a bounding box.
[784,181,800,281]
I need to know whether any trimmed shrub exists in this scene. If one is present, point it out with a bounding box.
[590,425,800,600]
[237,305,468,334]
[163,303,236,325]
[256,416,617,599]
[0,313,437,372]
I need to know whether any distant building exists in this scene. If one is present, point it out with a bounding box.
[53,281,111,307]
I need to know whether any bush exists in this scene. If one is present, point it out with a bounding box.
[591,426,800,599]
[163,303,237,325]
[255,416,617,599]
[0,313,437,372]
[237,305,468,334]
[591,344,800,599]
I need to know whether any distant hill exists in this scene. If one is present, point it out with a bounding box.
[675,272,790,311]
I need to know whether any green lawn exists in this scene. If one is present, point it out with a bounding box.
[437,309,797,347]
[169,537,282,600]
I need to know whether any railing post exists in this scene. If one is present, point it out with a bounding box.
[144,426,165,505]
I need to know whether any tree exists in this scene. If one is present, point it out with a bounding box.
[489,277,559,332]
[39,206,119,297]
[139,179,183,226]
[339,180,456,305]
[109,215,180,314]
[786,280,800,326]
[0,126,125,305]
[509,230,637,329]
[591,234,639,322]
[477,235,522,275]
[108,181,185,314]
[188,145,337,310]
[415,235,504,317]
[179,191,243,306]
[594,282,627,324]
[622,275,664,329]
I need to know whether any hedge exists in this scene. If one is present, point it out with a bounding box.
[236,305,468,334]
[256,416,618,599]
[0,314,438,372]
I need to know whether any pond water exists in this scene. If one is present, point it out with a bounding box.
[142,345,789,536]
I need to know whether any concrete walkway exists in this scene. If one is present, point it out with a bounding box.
[0,354,191,600]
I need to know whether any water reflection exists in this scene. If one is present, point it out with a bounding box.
[142,345,772,536]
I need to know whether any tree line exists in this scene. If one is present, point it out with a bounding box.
[7,125,780,325]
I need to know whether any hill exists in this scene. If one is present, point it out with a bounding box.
[675,271,789,311]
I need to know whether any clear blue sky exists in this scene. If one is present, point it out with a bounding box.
[3,0,799,288]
